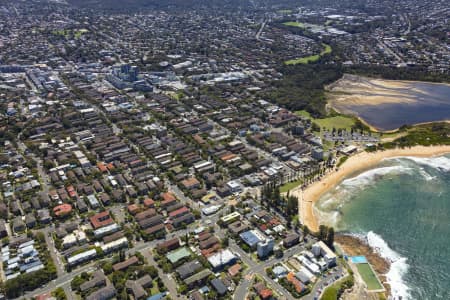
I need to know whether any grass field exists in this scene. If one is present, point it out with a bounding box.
[356,263,384,291]
[314,115,356,131]
[283,21,305,28]
[295,110,356,132]
[285,43,332,65]
[280,179,303,193]
[53,28,88,39]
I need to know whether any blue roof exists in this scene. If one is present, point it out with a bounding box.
[146,292,167,300]
[240,230,263,247]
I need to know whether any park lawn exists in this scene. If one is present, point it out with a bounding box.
[356,264,384,291]
[321,285,338,300]
[283,21,305,28]
[313,115,356,132]
[280,179,303,193]
[285,43,332,65]
[295,109,356,134]
[320,275,352,300]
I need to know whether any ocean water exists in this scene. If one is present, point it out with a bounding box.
[315,154,450,300]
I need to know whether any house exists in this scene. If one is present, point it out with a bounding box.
[169,206,189,219]
[181,177,200,190]
[90,211,113,229]
[99,193,111,206]
[12,217,25,232]
[127,204,140,215]
[184,269,212,288]
[172,213,195,228]
[87,195,100,208]
[199,236,219,250]
[79,270,106,292]
[176,260,203,279]
[157,237,180,253]
[76,198,88,213]
[273,265,288,278]
[125,280,146,300]
[37,209,52,223]
[135,208,156,221]
[25,213,36,228]
[143,198,155,208]
[283,233,300,248]
[125,275,152,300]
[0,220,7,238]
[286,272,305,293]
[86,285,116,300]
[254,282,273,300]
[228,221,249,235]
[53,203,72,217]
[160,192,177,208]
[211,278,227,296]
[228,263,242,277]
[144,223,166,235]
[138,215,164,229]
[112,256,139,272]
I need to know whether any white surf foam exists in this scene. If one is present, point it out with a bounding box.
[366,231,411,300]
[418,168,436,181]
[401,156,450,172]
[341,165,413,187]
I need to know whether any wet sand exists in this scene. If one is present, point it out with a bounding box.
[326,74,450,131]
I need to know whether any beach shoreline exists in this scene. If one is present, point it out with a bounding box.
[293,145,450,232]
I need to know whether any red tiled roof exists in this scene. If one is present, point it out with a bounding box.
[143,198,155,207]
[112,256,138,272]
[97,162,108,172]
[287,272,304,293]
[259,289,273,299]
[169,206,189,218]
[90,211,113,229]
[228,263,242,277]
[53,203,72,217]
[127,204,140,215]
[161,192,176,202]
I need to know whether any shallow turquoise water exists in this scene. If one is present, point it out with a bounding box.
[315,155,450,300]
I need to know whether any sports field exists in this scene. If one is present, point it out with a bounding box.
[356,263,384,291]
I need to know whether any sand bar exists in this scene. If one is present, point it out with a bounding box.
[293,145,450,232]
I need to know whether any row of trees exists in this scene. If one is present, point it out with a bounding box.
[318,225,335,249]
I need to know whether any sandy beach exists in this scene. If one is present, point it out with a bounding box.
[294,145,450,232]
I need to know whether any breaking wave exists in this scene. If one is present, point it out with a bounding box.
[398,156,450,172]
[341,165,413,188]
[366,231,411,300]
